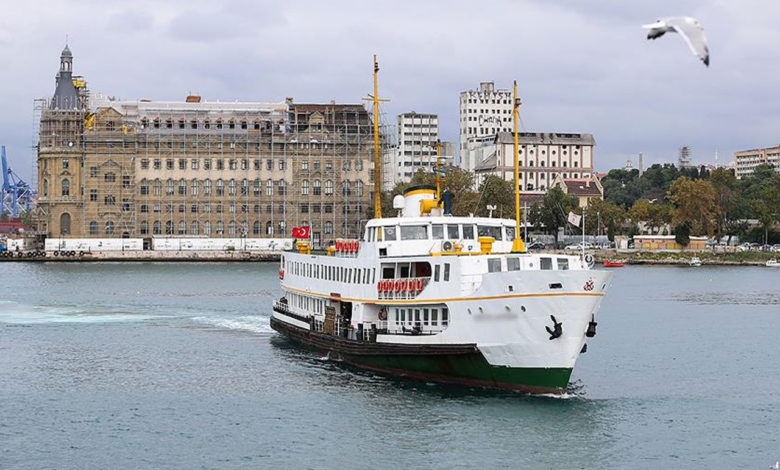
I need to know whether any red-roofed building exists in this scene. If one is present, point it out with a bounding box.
[550,174,604,208]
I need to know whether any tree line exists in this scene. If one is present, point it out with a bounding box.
[381,163,779,245]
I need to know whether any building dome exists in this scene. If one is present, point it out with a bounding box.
[61,44,72,58]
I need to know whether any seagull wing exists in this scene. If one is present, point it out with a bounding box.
[668,17,710,66]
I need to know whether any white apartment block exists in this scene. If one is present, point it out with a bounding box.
[473,132,595,198]
[734,145,780,179]
[383,112,453,189]
[459,82,513,171]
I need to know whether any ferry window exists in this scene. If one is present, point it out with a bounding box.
[447,225,459,239]
[383,226,397,241]
[540,257,553,270]
[478,225,503,240]
[462,225,475,239]
[400,225,428,240]
[364,269,369,284]
[382,266,394,279]
[443,263,450,281]
[488,258,502,273]
[432,224,444,239]
[442,308,449,326]
[434,264,440,282]
[348,269,353,284]
[557,258,569,270]
[431,308,438,325]
[372,269,376,284]
[507,257,521,271]
[394,309,400,325]
[506,226,515,240]
[400,309,406,324]
[423,308,430,326]
[414,309,421,325]
[400,265,410,278]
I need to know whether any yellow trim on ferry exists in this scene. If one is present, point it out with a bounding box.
[404,188,436,197]
[282,285,604,305]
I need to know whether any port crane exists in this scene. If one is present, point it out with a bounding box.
[1,145,34,218]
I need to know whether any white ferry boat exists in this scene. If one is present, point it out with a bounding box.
[270,60,613,394]
[272,186,613,394]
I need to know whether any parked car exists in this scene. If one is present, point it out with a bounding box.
[526,241,546,251]
[564,242,595,252]
[772,244,780,253]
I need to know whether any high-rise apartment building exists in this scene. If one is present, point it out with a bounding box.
[36,46,374,246]
[383,112,453,189]
[459,82,513,171]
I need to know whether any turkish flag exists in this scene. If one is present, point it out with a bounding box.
[292,226,310,239]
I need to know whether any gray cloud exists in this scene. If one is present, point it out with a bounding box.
[2,0,780,182]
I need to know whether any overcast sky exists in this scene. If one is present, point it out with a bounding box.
[2,0,779,181]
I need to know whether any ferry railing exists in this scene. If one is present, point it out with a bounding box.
[377,276,431,300]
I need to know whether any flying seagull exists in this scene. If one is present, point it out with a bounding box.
[643,17,710,66]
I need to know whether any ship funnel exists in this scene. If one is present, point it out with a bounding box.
[401,185,438,217]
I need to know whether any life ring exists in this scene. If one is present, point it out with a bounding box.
[416,278,424,292]
[395,280,403,293]
[376,282,383,293]
[407,279,415,293]
[278,269,285,280]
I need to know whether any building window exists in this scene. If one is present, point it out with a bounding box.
[301,180,309,195]
[325,221,333,234]
[191,159,199,170]
[229,179,236,195]
[204,221,211,235]
[356,180,363,197]
[61,179,70,196]
[191,179,199,196]
[89,221,98,235]
[105,220,115,235]
[216,179,224,196]
[140,221,148,235]
[216,221,224,235]
[178,179,186,195]
[253,221,260,235]
[253,179,260,196]
[313,179,321,195]
[278,180,286,195]
[166,179,174,195]
[178,221,186,235]
[89,189,98,202]
[191,221,199,235]
[90,166,98,177]
[62,158,69,169]
[325,180,333,195]
[104,194,116,205]
[266,179,273,196]
[204,179,211,195]
[266,221,273,235]
[153,221,161,234]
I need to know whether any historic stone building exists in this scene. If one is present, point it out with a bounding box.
[36,46,374,246]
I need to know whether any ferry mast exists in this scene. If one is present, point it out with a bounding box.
[512,81,526,253]
[368,55,388,219]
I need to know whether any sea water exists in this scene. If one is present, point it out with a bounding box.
[1,262,778,469]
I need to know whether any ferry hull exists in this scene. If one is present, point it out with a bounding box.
[270,315,572,394]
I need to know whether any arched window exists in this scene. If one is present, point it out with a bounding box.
[229,220,237,235]
[104,172,116,183]
[325,180,333,195]
[166,179,174,195]
[253,179,261,196]
[355,180,363,197]
[105,220,115,235]
[165,220,173,234]
[342,180,351,196]
[241,179,249,196]
[140,220,148,235]
[266,179,273,196]
[278,180,286,195]
[61,179,70,197]
[190,221,198,235]
[191,179,199,196]
[301,180,309,195]
[216,179,224,196]
[140,179,149,195]
[325,221,333,234]
[89,221,98,235]
[153,221,161,234]
[204,221,211,236]
[178,179,186,195]
[153,179,162,196]
[266,221,273,235]
[178,221,186,234]
[253,221,260,235]
[204,179,211,195]
[228,179,236,195]
[59,212,71,234]
[313,179,321,195]
[43,179,49,197]
[216,221,224,234]
[278,220,285,234]
[241,220,248,235]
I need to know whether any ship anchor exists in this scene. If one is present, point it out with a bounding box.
[545,315,563,340]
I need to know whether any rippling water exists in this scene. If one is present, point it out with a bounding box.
[1,263,778,469]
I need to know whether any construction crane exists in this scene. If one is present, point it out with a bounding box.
[1,145,34,218]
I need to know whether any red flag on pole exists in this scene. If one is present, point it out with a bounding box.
[291,226,310,239]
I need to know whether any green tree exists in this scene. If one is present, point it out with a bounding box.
[667,177,717,236]
[529,187,578,246]
[583,198,626,239]
[674,222,691,247]
[473,175,514,218]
